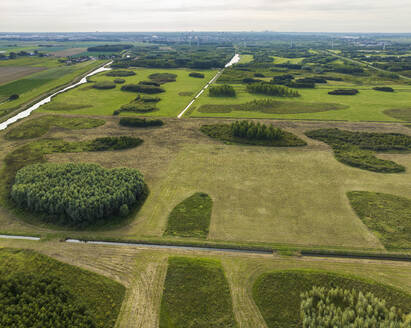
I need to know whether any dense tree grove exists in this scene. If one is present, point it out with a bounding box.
[92,81,116,89]
[0,273,96,327]
[189,72,205,78]
[11,163,145,225]
[113,78,125,84]
[231,121,285,140]
[328,89,359,95]
[119,117,164,127]
[209,84,236,97]
[247,83,300,97]
[106,70,136,77]
[121,83,165,94]
[89,136,143,150]
[301,286,408,328]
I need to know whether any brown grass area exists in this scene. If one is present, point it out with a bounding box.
[0,66,47,84]
[51,48,87,57]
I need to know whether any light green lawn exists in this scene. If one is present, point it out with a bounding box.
[40,68,217,117]
[190,82,411,121]
[239,55,254,64]
[272,56,305,64]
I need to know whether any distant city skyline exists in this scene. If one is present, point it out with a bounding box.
[1,0,410,33]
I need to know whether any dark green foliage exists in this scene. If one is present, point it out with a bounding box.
[88,136,143,151]
[8,94,19,100]
[121,83,165,94]
[231,120,285,140]
[201,123,306,147]
[189,72,205,78]
[347,191,411,250]
[305,128,410,173]
[333,64,364,74]
[242,78,260,84]
[247,83,300,97]
[115,97,158,114]
[287,80,316,89]
[373,87,394,92]
[92,81,116,90]
[105,69,136,77]
[119,204,129,217]
[113,78,125,84]
[119,117,164,128]
[11,163,145,226]
[149,73,177,84]
[137,95,161,103]
[0,273,96,327]
[209,84,236,97]
[0,248,125,328]
[139,80,161,87]
[87,44,133,52]
[5,115,105,140]
[165,192,212,238]
[301,286,408,327]
[254,72,265,77]
[160,257,237,328]
[198,99,346,114]
[271,74,294,85]
[383,108,411,121]
[328,89,359,95]
[253,270,411,328]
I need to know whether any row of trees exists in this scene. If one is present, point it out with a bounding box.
[246,83,300,97]
[231,121,285,140]
[209,84,236,97]
[11,163,145,225]
[301,286,408,327]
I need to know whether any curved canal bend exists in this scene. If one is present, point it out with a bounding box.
[0,61,112,131]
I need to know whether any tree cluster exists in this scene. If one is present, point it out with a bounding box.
[247,83,300,97]
[209,84,236,97]
[92,81,116,89]
[119,117,164,128]
[121,83,165,94]
[231,121,284,140]
[301,286,408,328]
[0,273,96,327]
[89,136,143,151]
[328,89,359,95]
[373,87,394,92]
[189,72,205,78]
[106,70,136,77]
[11,163,145,226]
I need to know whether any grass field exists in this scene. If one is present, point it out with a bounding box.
[160,257,237,328]
[0,240,410,328]
[190,82,411,122]
[239,54,254,64]
[0,66,47,85]
[40,68,217,117]
[0,247,125,328]
[272,56,305,64]
[0,59,105,118]
[0,117,410,250]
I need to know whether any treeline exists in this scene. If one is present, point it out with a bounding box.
[247,83,300,97]
[11,163,146,225]
[106,70,136,77]
[301,286,408,328]
[209,84,236,97]
[231,120,284,140]
[0,273,96,327]
[119,117,164,127]
[87,44,133,52]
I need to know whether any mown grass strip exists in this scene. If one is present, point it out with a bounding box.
[160,257,237,328]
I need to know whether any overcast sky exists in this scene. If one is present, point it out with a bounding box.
[1,0,410,33]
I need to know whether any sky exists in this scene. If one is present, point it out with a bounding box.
[1,0,410,33]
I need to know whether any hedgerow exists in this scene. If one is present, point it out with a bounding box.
[328,89,359,95]
[119,117,164,127]
[247,82,300,97]
[106,70,136,77]
[11,163,145,226]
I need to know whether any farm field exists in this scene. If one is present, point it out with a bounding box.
[190,81,411,122]
[0,58,105,119]
[40,68,217,117]
[0,66,47,84]
[0,116,410,251]
[0,239,411,328]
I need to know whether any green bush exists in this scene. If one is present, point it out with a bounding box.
[121,84,165,94]
[106,70,136,77]
[88,136,143,151]
[189,72,205,78]
[113,78,125,84]
[11,163,145,226]
[119,204,129,217]
[119,117,164,127]
[92,81,116,90]
[328,89,359,95]
[209,84,236,97]
[301,286,408,327]
[373,87,394,92]
[8,94,19,100]
[247,83,300,97]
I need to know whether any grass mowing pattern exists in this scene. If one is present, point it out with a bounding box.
[0,248,125,328]
[5,115,105,140]
[201,123,306,147]
[160,257,237,328]
[198,99,347,114]
[384,108,411,121]
[42,102,93,111]
[305,128,410,173]
[347,191,411,250]
[164,192,212,238]
[253,270,411,328]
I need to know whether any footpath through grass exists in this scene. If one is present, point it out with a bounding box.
[348,191,411,250]
[0,248,125,328]
[253,270,411,328]
[164,192,212,238]
[160,257,237,328]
